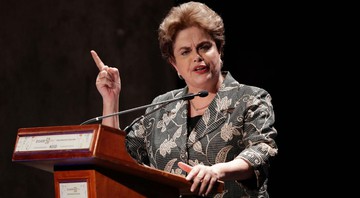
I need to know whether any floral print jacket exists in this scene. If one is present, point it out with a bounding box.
[125,71,278,198]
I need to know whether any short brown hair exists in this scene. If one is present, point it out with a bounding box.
[158,1,225,62]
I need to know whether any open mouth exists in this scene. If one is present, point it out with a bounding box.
[193,65,209,73]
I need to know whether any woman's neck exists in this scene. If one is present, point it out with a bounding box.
[188,91,216,117]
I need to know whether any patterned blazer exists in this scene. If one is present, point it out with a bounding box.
[125,71,278,198]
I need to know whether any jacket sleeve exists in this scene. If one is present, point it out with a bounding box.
[236,88,278,189]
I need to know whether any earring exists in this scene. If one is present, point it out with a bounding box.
[178,74,184,80]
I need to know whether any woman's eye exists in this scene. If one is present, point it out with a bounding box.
[181,50,190,56]
[198,43,211,52]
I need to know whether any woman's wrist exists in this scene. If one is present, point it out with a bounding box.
[213,158,253,181]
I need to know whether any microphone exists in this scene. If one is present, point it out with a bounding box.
[80,90,208,126]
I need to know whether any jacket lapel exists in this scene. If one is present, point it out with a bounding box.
[188,72,238,147]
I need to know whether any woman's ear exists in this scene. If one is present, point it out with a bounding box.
[168,58,178,72]
[168,58,183,80]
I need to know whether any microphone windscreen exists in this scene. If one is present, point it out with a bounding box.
[198,90,208,97]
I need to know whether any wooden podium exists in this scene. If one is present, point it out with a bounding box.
[12,124,223,198]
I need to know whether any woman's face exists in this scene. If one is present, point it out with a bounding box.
[170,26,223,92]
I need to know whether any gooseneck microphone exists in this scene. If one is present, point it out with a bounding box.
[80,90,208,126]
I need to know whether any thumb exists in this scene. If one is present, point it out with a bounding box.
[178,162,192,173]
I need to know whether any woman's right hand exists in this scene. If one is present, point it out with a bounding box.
[91,50,121,103]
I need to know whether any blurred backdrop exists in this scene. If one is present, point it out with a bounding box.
[0,0,300,197]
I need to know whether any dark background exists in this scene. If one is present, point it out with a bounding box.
[0,0,310,197]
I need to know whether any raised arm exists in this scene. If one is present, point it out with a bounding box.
[91,50,121,128]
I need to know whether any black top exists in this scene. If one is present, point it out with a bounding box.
[188,115,202,133]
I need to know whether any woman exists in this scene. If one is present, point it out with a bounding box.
[92,1,278,197]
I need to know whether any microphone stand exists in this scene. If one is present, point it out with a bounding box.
[80,91,206,126]
[123,101,171,133]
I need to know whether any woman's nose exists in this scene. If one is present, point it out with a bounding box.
[193,54,203,62]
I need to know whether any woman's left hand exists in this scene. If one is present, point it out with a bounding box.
[178,162,220,197]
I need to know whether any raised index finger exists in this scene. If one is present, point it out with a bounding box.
[90,50,105,71]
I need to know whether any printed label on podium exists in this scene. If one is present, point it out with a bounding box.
[59,181,88,198]
[15,131,93,152]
